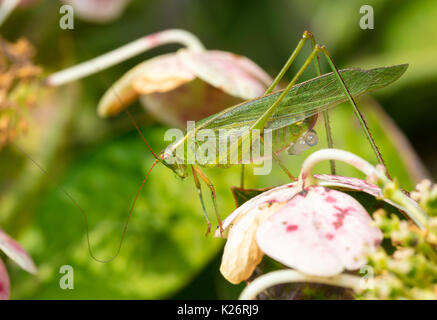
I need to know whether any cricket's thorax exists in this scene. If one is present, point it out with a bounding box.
[159,147,188,179]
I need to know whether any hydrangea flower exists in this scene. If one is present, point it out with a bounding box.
[0,228,37,300]
[214,149,428,299]
[46,29,271,127]
[357,180,437,300]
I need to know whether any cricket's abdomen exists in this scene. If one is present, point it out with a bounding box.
[190,115,315,169]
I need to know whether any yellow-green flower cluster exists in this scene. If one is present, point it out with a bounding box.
[358,180,437,299]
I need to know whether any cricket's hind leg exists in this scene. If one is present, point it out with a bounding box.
[264,30,314,94]
[317,45,388,177]
[191,165,223,235]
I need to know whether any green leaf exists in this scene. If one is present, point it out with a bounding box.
[231,186,273,208]
[10,127,231,299]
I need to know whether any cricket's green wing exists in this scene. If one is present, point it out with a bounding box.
[195,64,408,132]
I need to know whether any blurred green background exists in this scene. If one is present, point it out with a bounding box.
[0,0,436,299]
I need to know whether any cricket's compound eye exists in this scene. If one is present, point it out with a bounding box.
[160,146,176,164]
[304,129,318,147]
[288,129,318,155]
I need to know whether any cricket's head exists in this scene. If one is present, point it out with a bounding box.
[158,148,188,179]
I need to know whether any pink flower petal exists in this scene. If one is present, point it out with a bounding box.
[315,174,411,215]
[256,186,382,276]
[98,53,195,118]
[216,174,390,239]
[214,182,298,237]
[61,0,130,23]
[98,48,271,127]
[0,229,37,274]
[132,54,196,95]
[0,258,10,300]
[133,53,235,127]
[178,49,271,100]
[139,78,241,128]
[315,174,381,197]
[219,184,301,284]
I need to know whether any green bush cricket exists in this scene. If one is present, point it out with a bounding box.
[137,31,406,233]
[43,31,407,262]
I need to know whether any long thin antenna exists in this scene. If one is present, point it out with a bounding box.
[69,38,161,161]
[74,40,163,261]
[12,141,159,262]
[124,109,159,160]
[14,38,163,263]
[72,48,161,260]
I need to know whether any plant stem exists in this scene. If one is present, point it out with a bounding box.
[45,29,205,86]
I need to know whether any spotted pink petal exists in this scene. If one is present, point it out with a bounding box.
[256,186,382,276]
[0,258,10,300]
[315,174,410,214]
[61,0,130,23]
[0,229,37,274]
[219,184,302,284]
[315,174,381,197]
[177,49,272,100]
[216,175,383,238]
[214,182,298,238]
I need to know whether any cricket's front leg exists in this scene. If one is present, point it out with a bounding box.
[192,165,223,234]
[191,165,212,235]
[240,164,245,188]
[248,43,323,181]
[308,32,336,175]
[319,45,388,177]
